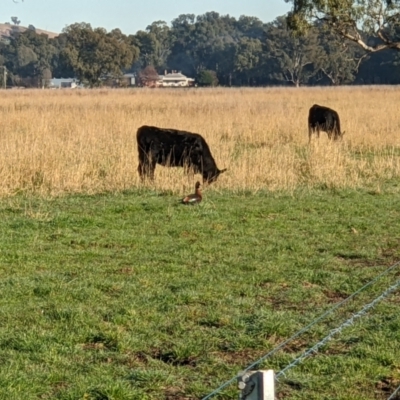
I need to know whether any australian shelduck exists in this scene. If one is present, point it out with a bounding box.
[181,181,202,205]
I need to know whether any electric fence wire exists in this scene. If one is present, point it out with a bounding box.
[201,261,400,400]
[275,278,400,379]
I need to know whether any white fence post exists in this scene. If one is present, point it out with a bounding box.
[237,370,275,400]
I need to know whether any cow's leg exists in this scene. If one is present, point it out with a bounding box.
[137,155,145,181]
[137,151,147,180]
[138,152,156,181]
[148,160,156,180]
[138,162,149,181]
[138,161,156,181]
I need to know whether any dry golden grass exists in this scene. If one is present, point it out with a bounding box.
[1,86,400,197]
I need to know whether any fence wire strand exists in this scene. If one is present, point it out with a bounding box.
[201,260,400,400]
[388,384,400,400]
[276,278,400,379]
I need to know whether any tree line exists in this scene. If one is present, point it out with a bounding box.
[1,11,399,88]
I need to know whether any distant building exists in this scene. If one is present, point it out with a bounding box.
[49,78,81,89]
[108,74,136,87]
[103,73,136,87]
[158,71,195,87]
[120,73,136,87]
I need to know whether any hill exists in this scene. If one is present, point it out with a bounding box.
[0,23,58,40]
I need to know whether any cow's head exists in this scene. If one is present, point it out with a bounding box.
[204,168,227,184]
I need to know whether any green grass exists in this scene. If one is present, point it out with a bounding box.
[0,186,399,400]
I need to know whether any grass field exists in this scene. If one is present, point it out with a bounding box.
[1,188,399,400]
[0,87,400,399]
[1,86,400,196]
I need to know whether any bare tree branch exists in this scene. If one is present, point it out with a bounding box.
[287,0,400,53]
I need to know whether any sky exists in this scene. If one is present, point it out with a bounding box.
[1,0,291,35]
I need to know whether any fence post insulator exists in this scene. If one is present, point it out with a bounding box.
[237,370,275,400]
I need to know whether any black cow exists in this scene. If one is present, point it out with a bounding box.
[137,125,227,183]
[308,104,344,142]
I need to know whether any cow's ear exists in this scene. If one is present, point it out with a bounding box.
[219,168,227,174]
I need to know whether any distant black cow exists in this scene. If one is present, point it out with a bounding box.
[308,104,344,142]
[136,125,227,183]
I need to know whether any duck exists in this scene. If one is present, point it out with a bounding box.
[181,181,202,205]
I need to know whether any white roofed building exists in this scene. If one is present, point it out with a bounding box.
[158,71,195,87]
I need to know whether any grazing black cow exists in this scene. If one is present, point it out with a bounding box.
[308,104,344,142]
[136,125,227,183]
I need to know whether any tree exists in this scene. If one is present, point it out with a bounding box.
[167,13,200,76]
[134,30,157,68]
[314,24,362,85]
[286,0,400,53]
[237,16,265,39]
[355,49,400,83]
[264,16,319,87]
[11,16,21,25]
[16,45,37,67]
[234,37,263,85]
[51,33,75,78]
[197,69,218,86]
[61,23,137,87]
[138,65,160,86]
[2,29,57,86]
[146,21,172,68]
[167,12,242,83]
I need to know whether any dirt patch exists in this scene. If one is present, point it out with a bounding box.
[115,267,135,275]
[164,386,194,400]
[130,351,150,364]
[375,376,400,399]
[389,294,400,304]
[267,295,306,311]
[322,341,349,355]
[381,248,400,259]
[282,338,310,353]
[116,351,150,368]
[276,388,292,399]
[82,333,119,352]
[336,242,400,268]
[323,289,349,302]
[335,253,383,268]
[255,281,272,289]
[211,348,265,365]
[143,348,198,367]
